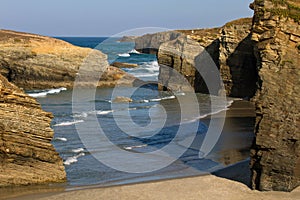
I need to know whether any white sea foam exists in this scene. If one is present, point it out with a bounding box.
[124,144,148,150]
[64,152,85,166]
[118,53,130,57]
[129,49,141,54]
[54,120,84,127]
[28,87,67,98]
[96,110,114,115]
[72,148,85,153]
[54,137,67,142]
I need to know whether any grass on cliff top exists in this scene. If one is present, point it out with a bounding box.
[223,18,253,27]
[258,0,300,22]
[177,18,252,39]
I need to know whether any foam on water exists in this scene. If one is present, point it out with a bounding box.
[54,137,68,142]
[54,120,84,127]
[118,53,130,57]
[72,148,85,153]
[28,87,67,98]
[129,49,141,54]
[124,144,148,150]
[64,152,85,166]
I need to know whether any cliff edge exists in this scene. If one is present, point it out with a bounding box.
[0,30,137,90]
[0,74,66,186]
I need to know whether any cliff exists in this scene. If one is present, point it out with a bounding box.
[133,2,299,191]
[134,18,257,98]
[250,0,300,191]
[0,74,66,186]
[0,30,136,90]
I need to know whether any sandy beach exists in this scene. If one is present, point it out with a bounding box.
[13,175,299,200]
[3,100,299,200]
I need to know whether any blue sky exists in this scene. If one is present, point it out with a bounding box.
[0,0,254,36]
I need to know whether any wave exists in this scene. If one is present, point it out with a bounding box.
[63,152,85,166]
[54,137,67,142]
[71,148,85,153]
[118,53,130,57]
[96,110,114,115]
[54,120,84,127]
[129,49,141,54]
[124,144,148,150]
[28,87,67,98]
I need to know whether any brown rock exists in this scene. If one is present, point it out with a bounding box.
[250,0,300,192]
[112,96,133,103]
[0,74,66,186]
[0,30,137,90]
[111,62,138,68]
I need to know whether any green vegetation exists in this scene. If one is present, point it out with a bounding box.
[13,38,21,43]
[266,0,300,22]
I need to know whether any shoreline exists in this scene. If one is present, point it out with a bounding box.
[2,99,259,200]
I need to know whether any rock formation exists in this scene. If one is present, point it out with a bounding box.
[0,30,137,90]
[134,18,257,98]
[0,74,66,186]
[133,1,299,191]
[135,31,183,54]
[250,0,300,192]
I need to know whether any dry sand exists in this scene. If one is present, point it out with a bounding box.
[33,175,300,200]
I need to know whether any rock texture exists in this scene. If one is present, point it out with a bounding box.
[135,31,183,54]
[250,0,300,192]
[0,74,66,186]
[0,30,137,90]
[134,5,299,191]
[134,19,257,98]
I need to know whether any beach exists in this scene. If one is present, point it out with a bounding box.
[11,175,300,200]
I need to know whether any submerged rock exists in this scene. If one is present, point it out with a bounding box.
[0,74,66,186]
[112,96,133,103]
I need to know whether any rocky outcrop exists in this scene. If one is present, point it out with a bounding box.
[0,74,66,186]
[111,62,138,68]
[250,0,300,192]
[134,31,183,54]
[0,30,137,90]
[145,18,257,97]
[134,6,299,191]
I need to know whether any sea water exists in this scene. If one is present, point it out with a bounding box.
[26,37,254,187]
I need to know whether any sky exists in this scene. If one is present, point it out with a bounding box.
[0,0,254,37]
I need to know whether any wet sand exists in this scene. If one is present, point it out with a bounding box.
[3,100,299,199]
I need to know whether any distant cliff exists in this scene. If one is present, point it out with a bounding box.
[134,18,257,98]
[0,30,137,90]
[0,74,66,186]
[133,1,299,191]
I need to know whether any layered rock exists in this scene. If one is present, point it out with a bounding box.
[0,30,137,90]
[134,8,300,191]
[135,31,183,54]
[250,0,300,191]
[0,74,66,186]
[134,19,257,98]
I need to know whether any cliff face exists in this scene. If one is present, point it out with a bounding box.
[250,0,300,191]
[0,30,136,90]
[135,18,257,98]
[0,74,66,186]
[134,4,299,191]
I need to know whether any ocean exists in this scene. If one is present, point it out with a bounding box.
[26,37,254,188]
